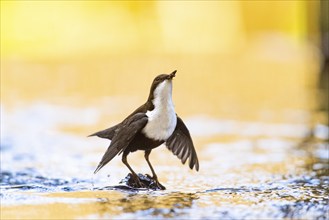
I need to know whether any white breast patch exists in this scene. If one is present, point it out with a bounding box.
[142,80,177,141]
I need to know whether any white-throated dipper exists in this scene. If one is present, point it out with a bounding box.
[89,70,199,189]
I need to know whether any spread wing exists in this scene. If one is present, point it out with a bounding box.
[166,116,199,171]
[88,103,151,140]
[93,113,148,174]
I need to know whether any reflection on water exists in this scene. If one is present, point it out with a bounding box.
[95,191,198,218]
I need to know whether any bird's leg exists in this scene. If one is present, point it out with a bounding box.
[144,150,165,190]
[144,150,157,180]
[122,152,145,188]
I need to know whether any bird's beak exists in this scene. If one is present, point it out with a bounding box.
[168,70,177,79]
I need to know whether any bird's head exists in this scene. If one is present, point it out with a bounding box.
[148,70,176,103]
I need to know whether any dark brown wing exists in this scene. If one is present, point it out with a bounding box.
[88,124,120,140]
[94,113,148,174]
[89,102,152,140]
[166,116,199,171]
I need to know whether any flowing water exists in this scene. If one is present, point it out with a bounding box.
[1,54,328,219]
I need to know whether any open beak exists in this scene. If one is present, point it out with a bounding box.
[168,70,177,79]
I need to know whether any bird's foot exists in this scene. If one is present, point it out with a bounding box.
[121,173,146,188]
[131,174,147,188]
[154,180,166,190]
[144,174,166,190]
[120,173,166,190]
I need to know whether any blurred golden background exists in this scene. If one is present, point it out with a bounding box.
[0,1,325,123]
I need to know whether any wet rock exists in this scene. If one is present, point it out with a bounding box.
[119,173,166,190]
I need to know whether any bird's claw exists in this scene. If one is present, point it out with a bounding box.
[154,180,166,190]
[145,174,166,190]
[121,173,166,190]
[131,174,147,188]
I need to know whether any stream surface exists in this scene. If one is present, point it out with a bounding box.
[1,101,328,219]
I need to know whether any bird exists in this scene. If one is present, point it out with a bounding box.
[89,70,199,189]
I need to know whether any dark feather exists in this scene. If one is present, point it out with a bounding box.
[93,113,148,174]
[88,101,153,140]
[88,124,120,140]
[166,116,199,171]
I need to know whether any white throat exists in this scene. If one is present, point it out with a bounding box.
[142,80,177,141]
